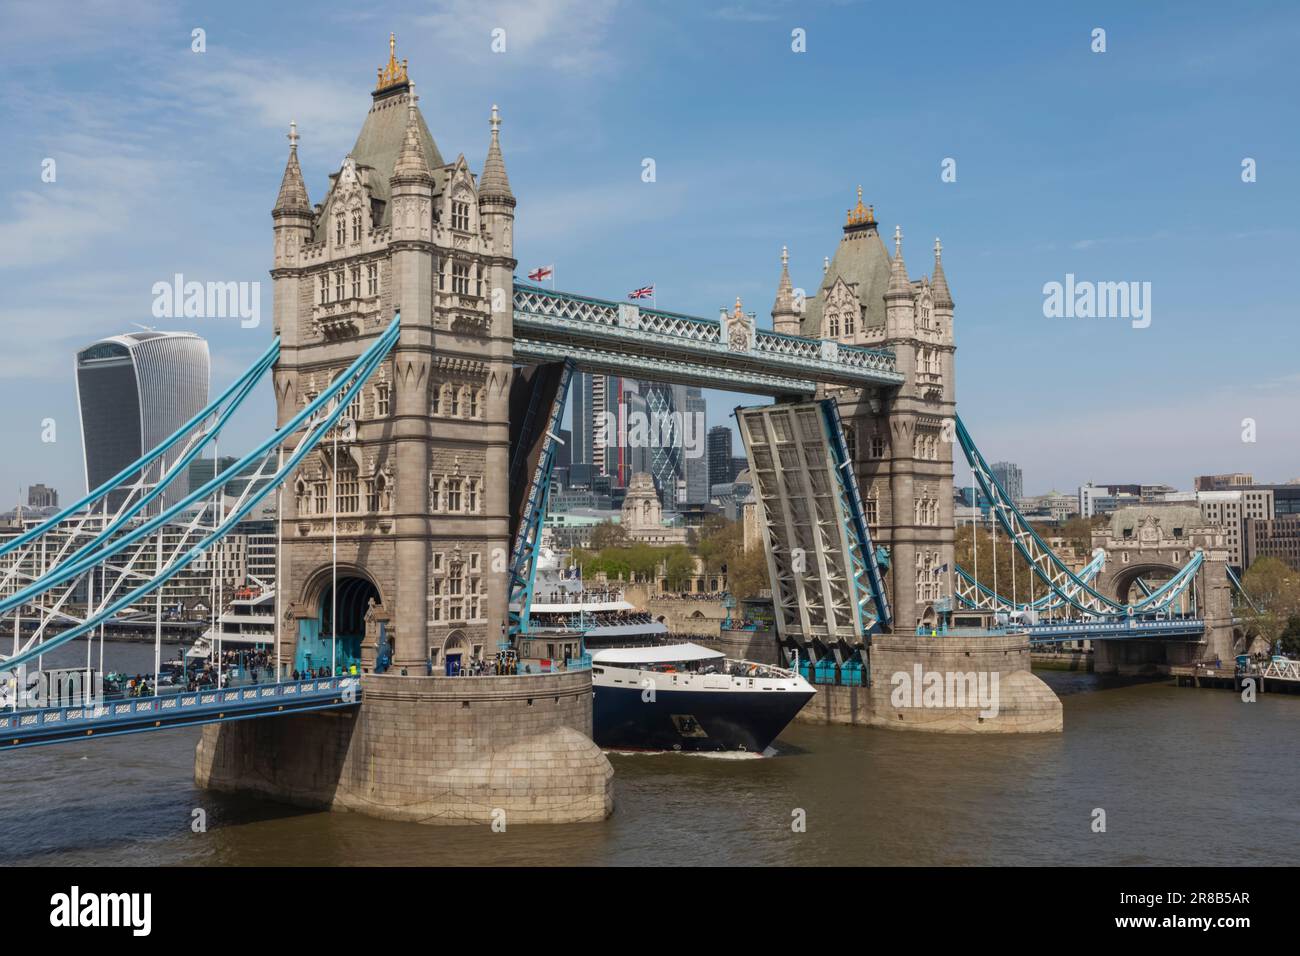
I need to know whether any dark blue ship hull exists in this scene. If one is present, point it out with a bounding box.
[592,682,813,753]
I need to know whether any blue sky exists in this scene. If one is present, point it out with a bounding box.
[2,0,1297,505]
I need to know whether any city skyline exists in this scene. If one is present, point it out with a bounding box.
[3,1,1298,498]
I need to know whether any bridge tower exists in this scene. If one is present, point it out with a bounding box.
[199,38,611,825]
[1091,508,1238,673]
[269,38,516,674]
[799,191,957,631]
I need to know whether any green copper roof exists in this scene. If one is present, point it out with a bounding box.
[317,85,445,236]
[801,223,893,337]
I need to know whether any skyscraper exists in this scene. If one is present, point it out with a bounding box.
[75,331,210,512]
[707,425,733,492]
[990,461,1023,504]
[680,387,708,505]
[569,372,594,470]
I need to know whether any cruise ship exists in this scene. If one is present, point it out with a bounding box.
[527,553,814,753]
[186,585,276,662]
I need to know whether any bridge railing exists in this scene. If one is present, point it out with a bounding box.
[0,676,359,747]
[514,284,898,376]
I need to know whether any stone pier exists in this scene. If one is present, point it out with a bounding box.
[195,670,613,825]
[703,627,1063,733]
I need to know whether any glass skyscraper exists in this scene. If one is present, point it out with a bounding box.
[75,331,210,512]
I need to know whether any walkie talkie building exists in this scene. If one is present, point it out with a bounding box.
[75,331,210,513]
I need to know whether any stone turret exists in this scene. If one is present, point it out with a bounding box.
[271,122,314,345]
[771,246,799,335]
[884,225,914,339]
[478,104,513,203]
[931,237,953,310]
[478,104,517,298]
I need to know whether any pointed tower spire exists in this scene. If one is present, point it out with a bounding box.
[931,236,953,308]
[273,120,311,214]
[886,224,911,299]
[771,245,798,335]
[391,83,433,182]
[479,103,513,201]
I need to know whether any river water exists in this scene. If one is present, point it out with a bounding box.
[2,640,1297,866]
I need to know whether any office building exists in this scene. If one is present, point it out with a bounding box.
[75,331,210,512]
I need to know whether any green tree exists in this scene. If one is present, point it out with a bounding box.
[726,547,769,600]
[663,546,696,591]
[1278,615,1300,657]
[1240,557,1300,650]
[588,520,627,551]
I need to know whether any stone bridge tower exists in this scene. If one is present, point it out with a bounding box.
[269,36,516,673]
[1091,508,1237,673]
[793,190,957,631]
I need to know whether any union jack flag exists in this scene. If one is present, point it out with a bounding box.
[627,284,654,300]
[528,264,554,282]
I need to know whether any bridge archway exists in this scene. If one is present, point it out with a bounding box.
[1108,562,1181,608]
[296,565,383,674]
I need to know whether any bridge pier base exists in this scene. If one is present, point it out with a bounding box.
[194,671,613,826]
[1093,628,1238,676]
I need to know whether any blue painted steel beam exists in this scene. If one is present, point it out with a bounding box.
[1,318,401,672]
[820,398,891,631]
[0,338,280,560]
[1025,618,1206,643]
[955,415,1202,618]
[0,677,359,751]
[507,360,574,638]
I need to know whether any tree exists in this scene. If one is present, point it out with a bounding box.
[663,547,696,591]
[725,547,769,600]
[1279,615,1300,657]
[1240,557,1300,650]
[588,520,627,551]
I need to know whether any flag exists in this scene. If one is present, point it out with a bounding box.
[936,563,949,574]
[528,264,554,282]
[628,284,654,300]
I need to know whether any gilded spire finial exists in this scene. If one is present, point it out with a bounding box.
[934,236,942,259]
[376,32,410,91]
[287,121,299,151]
[893,224,903,254]
[845,185,874,227]
[781,245,789,267]
[734,296,744,318]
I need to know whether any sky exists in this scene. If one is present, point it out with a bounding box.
[1,0,1298,506]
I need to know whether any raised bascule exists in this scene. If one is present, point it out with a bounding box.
[0,37,1250,821]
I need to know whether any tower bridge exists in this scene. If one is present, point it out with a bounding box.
[0,36,1253,818]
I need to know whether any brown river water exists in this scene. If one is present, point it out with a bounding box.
[2,640,1296,866]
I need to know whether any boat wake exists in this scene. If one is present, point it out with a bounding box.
[604,746,776,760]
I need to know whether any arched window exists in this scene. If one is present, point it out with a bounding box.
[470,388,482,418]
[335,215,345,246]
[447,478,463,512]
[438,383,453,416]
[351,210,362,242]
[450,386,461,417]
[466,479,478,513]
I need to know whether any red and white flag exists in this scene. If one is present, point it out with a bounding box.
[528,264,554,282]
[627,284,654,300]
